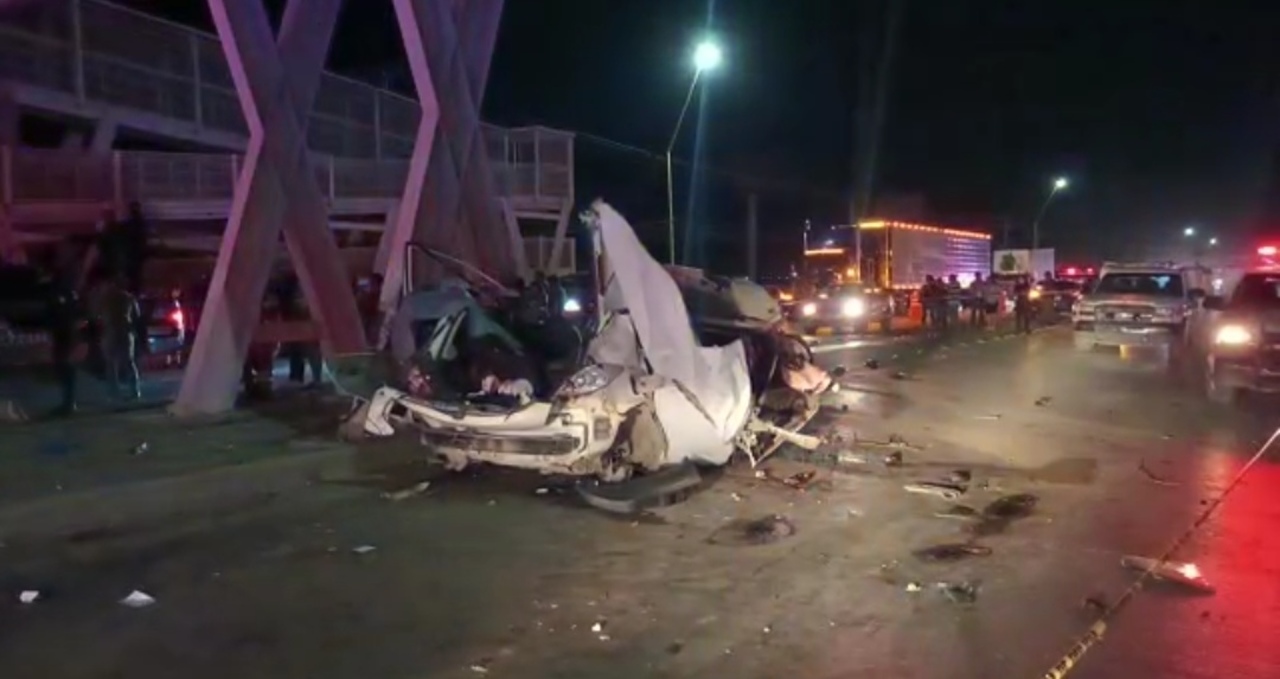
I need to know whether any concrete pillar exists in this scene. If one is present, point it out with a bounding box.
[399,0,508,280]
[174,0,366,416]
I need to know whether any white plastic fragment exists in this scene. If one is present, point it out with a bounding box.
[119,590,156,608]
[352,545,377,555]
[18,590,40,604]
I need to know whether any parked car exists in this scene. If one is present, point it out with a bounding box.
[337,201,835,509]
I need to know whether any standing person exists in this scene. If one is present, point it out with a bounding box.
[969,272,988,327]
[118,202,149,295]
[1013,275,1033,334]
[920,276,938,330]
[101,275,141,400]
[275,273,324,387]
[945,275,963,328]
[44,253,81,415]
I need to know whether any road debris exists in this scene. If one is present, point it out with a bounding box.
[351,544,377,555]
[119,590,156,608]
[974,413,1002,421]
[730,491,744,502]
[469,664,490,674]
[946,469,972,485]
[132,442,148,455]
[1138,459,1180,486]
[1,399,28,423]
[905,582,923,593]
[883,451,904,467]
[864,358,880,369]
[936,581,980,604]
[913,543,993,562]
[1120,556,1215,594]
[968,493,1038,535]
[891,371,910,380]
[1035,396,1053,407]
[18,590,40,604]
[1081,595,1108,614]
[707,515,796,546]
[904,481,967,500]
[591,620,606,633]
[934,504,979,520]
[783,470,818,489]
[382,480,432,501]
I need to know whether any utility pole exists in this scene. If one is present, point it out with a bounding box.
[746,192,758,279]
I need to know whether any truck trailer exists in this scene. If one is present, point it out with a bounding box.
[853,220,992,288]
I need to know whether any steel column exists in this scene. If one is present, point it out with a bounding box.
[174,0,365,415]
[380,0,443,312]
[409,0,508,279]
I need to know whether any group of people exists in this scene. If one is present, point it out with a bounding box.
[46,202,151,415]
[918,272,1039,334]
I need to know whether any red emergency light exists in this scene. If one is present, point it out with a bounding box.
[1259,245,1278,257]
[1064,267,1078,276]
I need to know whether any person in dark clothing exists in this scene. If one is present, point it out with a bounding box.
[274,274,323,385]
[118,201,149,295]
[100,275,141,400]
[1013,275,1033,334]
[45,263,81,415]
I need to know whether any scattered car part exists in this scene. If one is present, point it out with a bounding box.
[904,482,966,500]
[1120,555,1215,594]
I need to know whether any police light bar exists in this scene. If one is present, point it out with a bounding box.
[1259,245,1278,257]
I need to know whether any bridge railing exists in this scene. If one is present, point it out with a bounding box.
[0,0,573,206]
[0,147,413,204]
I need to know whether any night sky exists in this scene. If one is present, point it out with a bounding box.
[124,0,1280,273]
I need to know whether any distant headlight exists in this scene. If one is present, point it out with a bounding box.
[1214,325,1254,346]
[801,302,817,317]
[563,297,582,313]
[1029,288,1043,300]
[841,298,865,317]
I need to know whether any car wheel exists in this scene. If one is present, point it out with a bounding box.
[1204,359,1237,406]
[1073,335,1094,352]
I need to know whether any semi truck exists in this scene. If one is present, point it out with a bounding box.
[801,219,992,312]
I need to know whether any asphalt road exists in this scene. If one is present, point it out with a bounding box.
[3,327,1279,679]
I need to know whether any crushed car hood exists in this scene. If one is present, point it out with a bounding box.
[592,202,753,451]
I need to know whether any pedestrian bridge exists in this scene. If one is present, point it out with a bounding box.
[0,0,575,270]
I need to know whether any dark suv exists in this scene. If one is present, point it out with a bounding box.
[1201,271,1280,404]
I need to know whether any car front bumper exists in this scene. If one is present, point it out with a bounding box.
[361,387,621,475]
[1074,322,1178,348]
[1211,355,1280,394]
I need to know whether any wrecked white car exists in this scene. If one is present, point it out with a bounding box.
[342,201,835,499]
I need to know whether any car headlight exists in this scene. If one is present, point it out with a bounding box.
[563,297,582,313]
[841,298,865,317]
[801,302,817,317]
[1029,288,1042,300]
[1214,324,1254,346]
[556,364,619,398]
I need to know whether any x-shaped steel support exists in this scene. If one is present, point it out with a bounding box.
[174,0,366,415]
[379,0,508,310]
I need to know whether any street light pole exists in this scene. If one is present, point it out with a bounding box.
[665,39,721,266]
[666,69,702,265]
[1031,177,1068,250]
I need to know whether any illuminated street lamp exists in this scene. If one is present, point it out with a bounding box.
[666,39,722,264]
[1209,236,1218,246]
[1031,176,1069,250]
[1183,226,1197,237]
